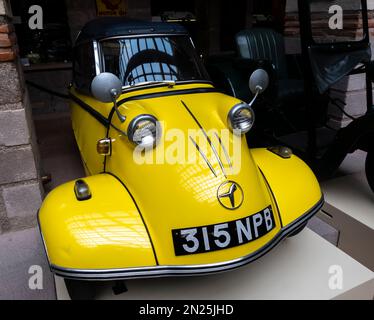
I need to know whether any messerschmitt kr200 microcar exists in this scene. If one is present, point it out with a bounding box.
[38,18,324,299]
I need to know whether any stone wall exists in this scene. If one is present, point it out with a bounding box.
[285,0,374,129]
[0,0,42,235]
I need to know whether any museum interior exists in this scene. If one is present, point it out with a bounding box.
[0,0,373,300]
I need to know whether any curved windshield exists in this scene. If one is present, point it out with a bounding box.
[100,35,210,87]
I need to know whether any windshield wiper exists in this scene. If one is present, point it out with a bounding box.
[128,80,176,89]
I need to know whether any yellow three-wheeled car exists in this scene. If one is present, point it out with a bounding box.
[38,17,323,299]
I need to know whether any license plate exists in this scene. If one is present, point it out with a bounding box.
[172,206,275,256]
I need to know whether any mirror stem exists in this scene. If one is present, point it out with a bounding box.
[110,89,126,123]
[248,86,261,107]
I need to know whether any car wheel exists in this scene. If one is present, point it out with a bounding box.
[287,222,308,238]
[64,279,97,300]
[365,150,374,193]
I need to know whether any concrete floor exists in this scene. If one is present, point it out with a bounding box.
[0,227,55,299]
[2,111,369,299]
[0,112,82,300]
[307,150,369,246]
[0,112,83,300]
[34,112,85,191]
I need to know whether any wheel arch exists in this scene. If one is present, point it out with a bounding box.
[38,173,157,270]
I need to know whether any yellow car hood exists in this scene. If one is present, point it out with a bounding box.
[106,90,282,266]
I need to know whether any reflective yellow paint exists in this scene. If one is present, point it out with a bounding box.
[70,92,105,175]
[106,90,282,266]
[39,174,156,269]
[251,148,323,227]
[39,82,322,271]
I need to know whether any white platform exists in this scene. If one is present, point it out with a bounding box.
[55,229,374,300]
[320,151,374,271]
[322,172,374,229]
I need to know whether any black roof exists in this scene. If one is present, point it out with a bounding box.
[75,17,188,45]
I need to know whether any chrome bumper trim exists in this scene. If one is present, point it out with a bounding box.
[50,197,324,281]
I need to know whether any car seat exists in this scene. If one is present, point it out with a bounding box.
[235,28,305,104]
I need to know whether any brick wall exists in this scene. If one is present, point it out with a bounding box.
[0,0,42,235]
[285,0,374,129]
[0,21,16,61]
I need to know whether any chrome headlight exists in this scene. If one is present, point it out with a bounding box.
[228,103,255,134]
[128,115,160,148]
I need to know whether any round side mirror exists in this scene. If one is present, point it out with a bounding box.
[249,69,269,95]
[91,72,122,103]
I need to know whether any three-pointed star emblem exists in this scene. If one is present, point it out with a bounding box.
[217,181,244,210]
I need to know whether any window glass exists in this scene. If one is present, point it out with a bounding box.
[101,36,209,86]
[73,42,96,92]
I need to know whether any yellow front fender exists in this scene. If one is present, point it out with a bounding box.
[38,174,157,270]
[251,148,323,227]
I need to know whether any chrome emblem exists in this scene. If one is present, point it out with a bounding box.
[217,181,244,210]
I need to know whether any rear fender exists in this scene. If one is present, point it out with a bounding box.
[251,148,323,227]
[38,174,157,270]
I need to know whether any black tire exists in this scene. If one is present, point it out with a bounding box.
[287,222,308,238]
[64,279,97,300]
[365,150,374,193]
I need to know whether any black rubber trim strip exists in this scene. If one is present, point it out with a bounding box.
[105,172,159,266]
[258,167,284,228]
[49,196,324,281]
[105,87,220,172]
[116,87,218,107]
[181,100,206,131]
[70,94,110,127]
[103,108,116,172]
[107,107,116,128]
[71,88,218,130]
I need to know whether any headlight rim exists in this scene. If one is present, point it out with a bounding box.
[228,102,255,134]
[127,114,160,147]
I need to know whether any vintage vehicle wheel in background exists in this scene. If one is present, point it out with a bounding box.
[64,279,97,300]
[366,149,374,193]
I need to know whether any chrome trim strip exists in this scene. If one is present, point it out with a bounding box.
[209,139,227,178]
[37,210,53,273]
[228,103,255,133]
[99,33,189,41]
[121,80,214,92]
[214,132,233,169]
[181,101,226,178]
[127,114,159,144]
[189,136,217,178]
[93,40,101,76]
[50,197,324,281]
